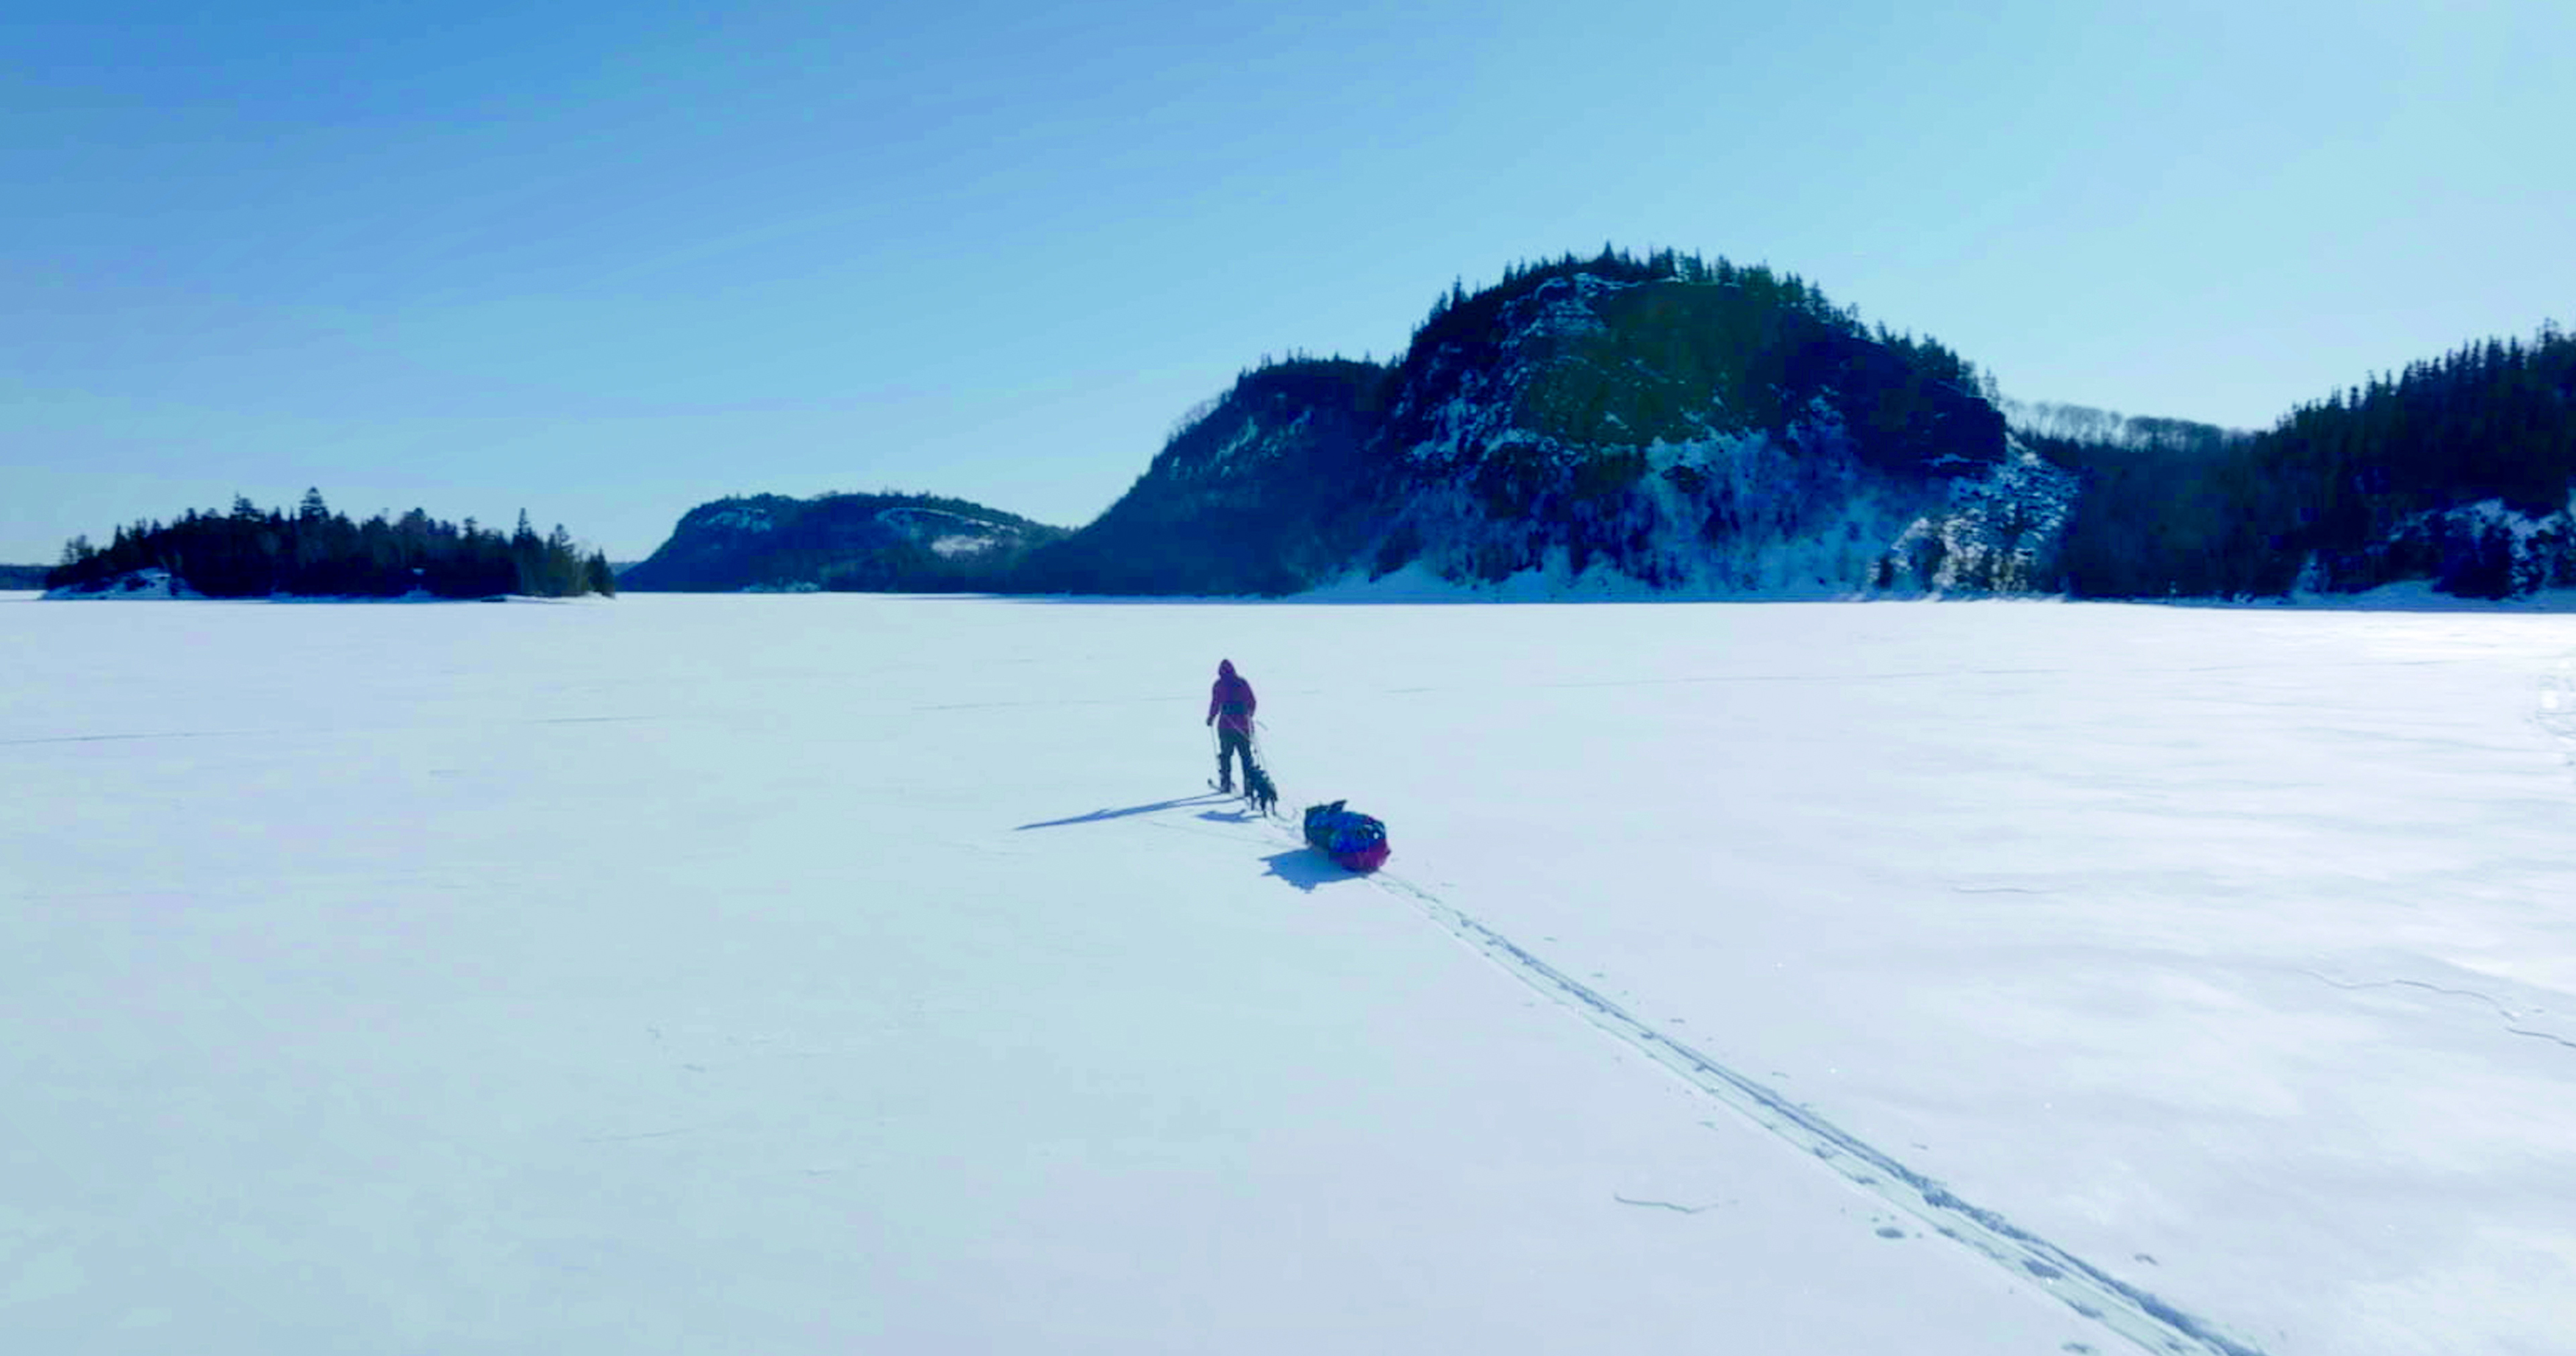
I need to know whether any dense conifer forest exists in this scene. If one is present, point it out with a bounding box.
[2038,325,2576,598]
[1403,245,1992,403]
[45,490,616,598]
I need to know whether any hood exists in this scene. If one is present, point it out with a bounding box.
[1217,659,1237,680]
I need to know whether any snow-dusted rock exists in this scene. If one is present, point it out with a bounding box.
[42,567,204,600]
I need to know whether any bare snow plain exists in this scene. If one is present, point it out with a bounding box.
[5,590,2574,1356]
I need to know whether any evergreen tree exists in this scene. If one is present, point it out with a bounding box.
[45,493,618,600]
[2047,321,2576,598]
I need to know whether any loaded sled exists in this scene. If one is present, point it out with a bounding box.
[1301,800,1390,874]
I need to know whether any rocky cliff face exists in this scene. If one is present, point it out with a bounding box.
[1020,267,2069,597]
[1360,273,2049,593]
[2331,493,2576,599]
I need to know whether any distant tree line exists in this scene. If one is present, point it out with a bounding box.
[48,489,616,598]
[2005,401,2245,454]
[2043,325,2576,598]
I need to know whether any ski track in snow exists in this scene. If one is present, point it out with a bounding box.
[1383,875,2267,1356]
[2296,970,2576,1053]
[0,714,667,746]
[0,728,265,745]
[1202,808,2267,1356]
[1612,1194,1733,1214]
[1134,639,2574,1351]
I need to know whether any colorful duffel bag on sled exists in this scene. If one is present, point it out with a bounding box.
[1301,800,1390,874]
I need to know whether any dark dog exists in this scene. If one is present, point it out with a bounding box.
[1243,761,1279,816]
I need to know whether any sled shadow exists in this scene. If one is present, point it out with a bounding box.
[1015,793,1231,830]
[1262,848,1358,893]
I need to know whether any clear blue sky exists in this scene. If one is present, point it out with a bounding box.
[7,0,2569,562]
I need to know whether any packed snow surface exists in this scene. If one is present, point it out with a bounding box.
[5,591,2574,1355]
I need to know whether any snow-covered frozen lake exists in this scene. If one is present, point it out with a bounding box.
[5,591,2574,1355]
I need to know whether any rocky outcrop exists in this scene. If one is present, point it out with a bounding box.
[1018,264,2044,597]
[622,493,1065,592]
[43,567,205,600]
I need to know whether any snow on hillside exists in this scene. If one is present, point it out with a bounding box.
[701,504,778,533]
[876,505,1017,556]
[5,594,2574,1355]
[1313,443,2077,602]
[2368,492,2576,597]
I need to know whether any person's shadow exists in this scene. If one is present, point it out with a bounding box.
[1014,793,1230,830]
[1014,796,1351,894]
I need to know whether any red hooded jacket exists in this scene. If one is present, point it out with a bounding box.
[1208,660,1256,734]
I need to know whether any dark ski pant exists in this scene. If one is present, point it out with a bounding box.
[1216,726,1258,790]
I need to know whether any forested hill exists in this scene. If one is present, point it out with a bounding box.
[1017,249,2573,602]
[45,491,616,599]
[2042,325,2576,599]
[1014,247,2058,597]
[619,492,1067,592]
[1012,357,1390,596]
[0,564,50,590]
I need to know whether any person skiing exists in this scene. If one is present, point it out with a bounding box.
[1207,659,1258,793]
